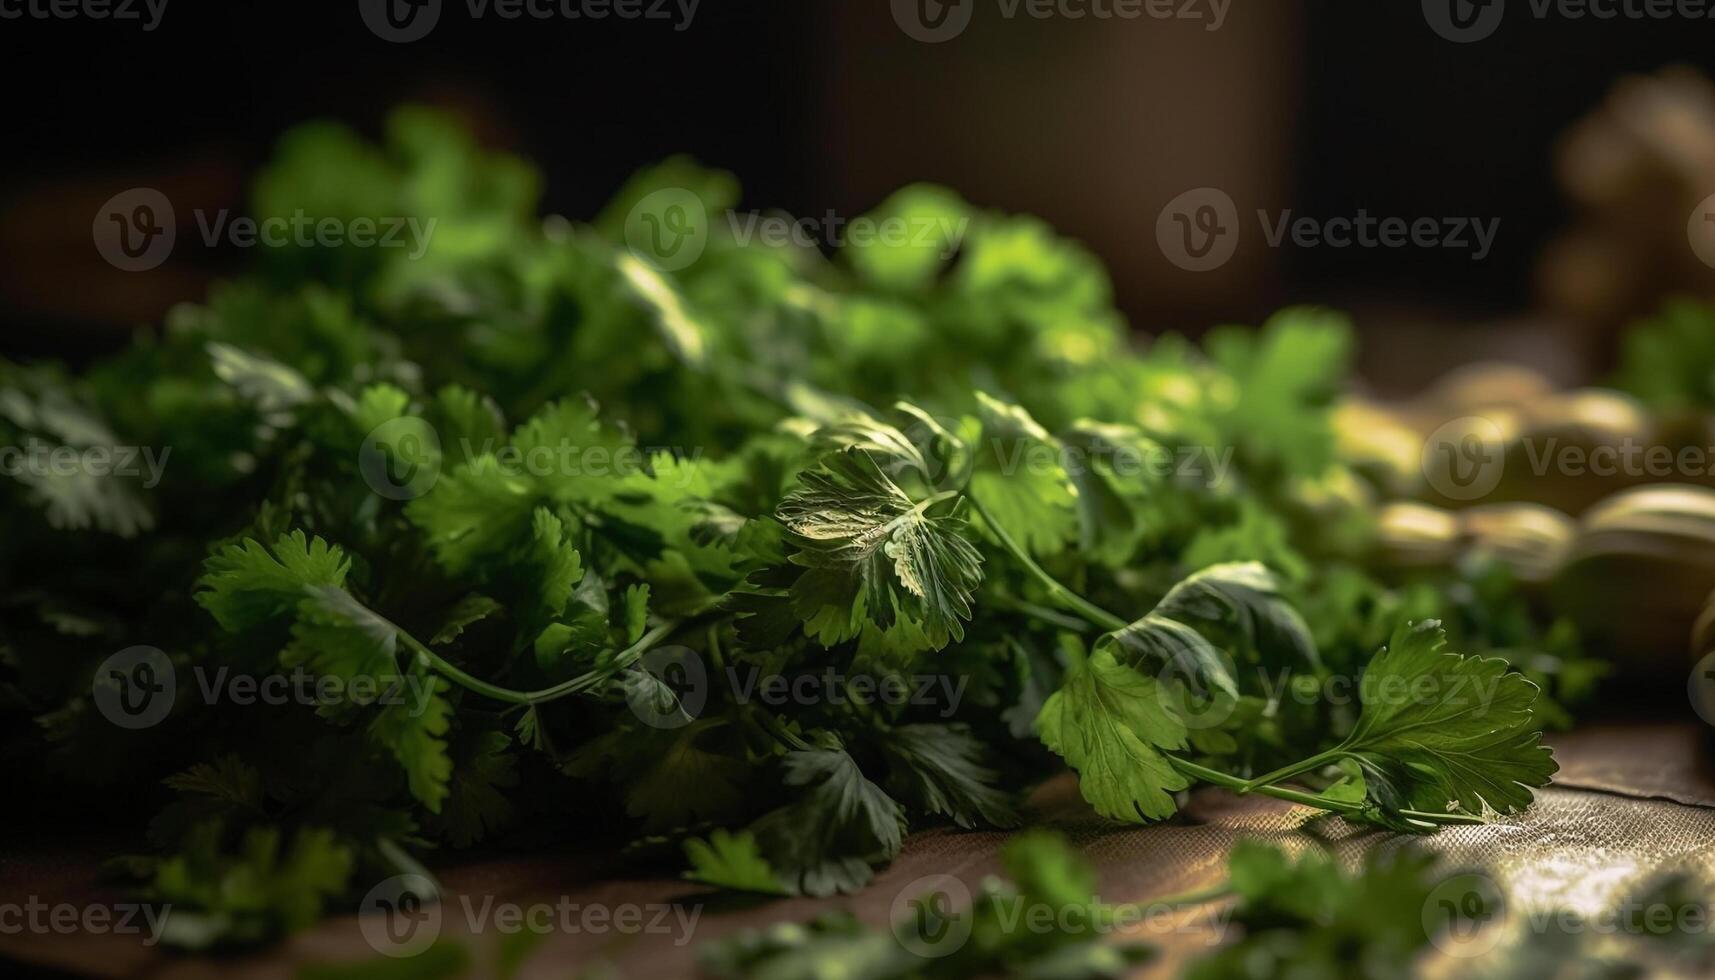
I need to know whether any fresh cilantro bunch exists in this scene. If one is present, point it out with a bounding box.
[0,107,1567,949]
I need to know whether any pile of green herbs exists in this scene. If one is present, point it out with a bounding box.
[0,108,1581,949]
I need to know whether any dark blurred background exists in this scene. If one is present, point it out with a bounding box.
[7,0,1715,389]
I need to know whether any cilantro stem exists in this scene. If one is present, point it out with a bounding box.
[1234,749,1343,795]
[754,710,812,751]
[1170,758,1487,827]
[993,596,1093,633]
[967,496,1128,633]
[1399,810,1488,826]
[1170,757,1364,813]
[399,620,681,706]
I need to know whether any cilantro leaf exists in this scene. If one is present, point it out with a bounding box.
[1097,613,1240,699]
[281,586,407,713]
[406,396,636,573]
[522,507,583,628]
[1149,561,1320,674]
[1035,647,1189,822]
[684,829,790,895]
[426,728,518,847]
[367,666,454,814]
[196,531,351,632]
[429,594,504,645]
[1616,299,1715,411]
[0,362,154,536]
[844,184,970,292]
[1204,306,1351,478]
[877,724,1019,830]
[207,341,316,418]
[778,447,983,650]
[1037,562,1315,821]
[1058,420,1165,567]
[748,745,906,896]
[967,392,1078,558]
[1339,620,1559,818]
[292,586,455,812]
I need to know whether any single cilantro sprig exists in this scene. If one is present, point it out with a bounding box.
[1026,564,1548,829]
[1227,619,1558,828]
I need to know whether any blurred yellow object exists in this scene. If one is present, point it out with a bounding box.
[1424,361,1557,416]
[1333,398,1422,496]
[1375,501,1462,569]
[1459,502,1575,585]
[1553,483,1715,669]
[1498,388,1653,513]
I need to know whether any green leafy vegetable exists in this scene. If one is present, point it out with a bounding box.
[0,107,1573,953]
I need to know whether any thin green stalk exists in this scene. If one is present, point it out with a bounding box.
[1172,758,1361,814]
[706,624,728,673]
[994,595,1094,633]
[1234,749,1344,795]
[398,620,681,706]
[1399,809,1488,826]
[755,710,812,751]
[1171,758,1487,827]
[967,495,1128,633]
